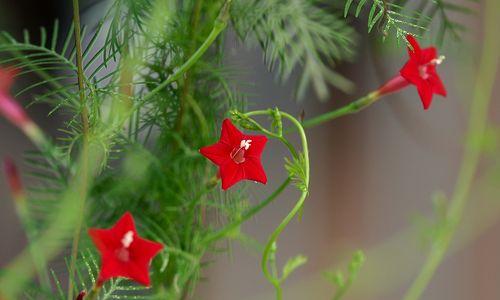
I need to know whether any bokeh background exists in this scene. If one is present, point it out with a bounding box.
[1,1,499,299]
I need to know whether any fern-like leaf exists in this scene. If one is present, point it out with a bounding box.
[345,0,478,46]
[232,0,357,100]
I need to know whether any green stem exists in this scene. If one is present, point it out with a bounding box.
[403,0,500,299]
[85,285,101,300]
[72,0,90,134]
[251,112,310,300]
[300,91,380,130]
[174,0,204,132]
[203,177,292,245]
[245,110,299,159]
[67,0,90,299]
[141,0,231,104]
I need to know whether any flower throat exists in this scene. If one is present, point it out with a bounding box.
[230,140,252,164]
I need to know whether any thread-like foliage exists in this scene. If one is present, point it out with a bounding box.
[25,250,151,299]
[232,0,357,100]
[345,0,478,45]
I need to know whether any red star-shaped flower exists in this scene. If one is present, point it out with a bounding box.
[200,118,268,190]
[400,35,447,110]
[88,212,164,287]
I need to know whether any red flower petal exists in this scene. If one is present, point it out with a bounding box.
[0,92,30,128]
[243,157,267,184]
[417,82,434,110]
[428,71,447,97]
[220,162,244,190]
[98,253,125,284]
[88,212,164,287]
[88,228,119,253]
[420,47,438,64]
[3,157,24,199]
[406,35,421,58]
[400,60,421,84]
[243,134,267,158]
[134,239,164,261]
[199,143,231,165]
[0,67,18,93]
[220,118,243,146]
[0,67,32,130]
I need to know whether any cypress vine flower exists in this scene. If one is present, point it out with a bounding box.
[200,118,268,190]
[88,212,164,287]
[76,291,86,300]
[0,67,31,128]
[3,157,24,201]
[377,35,447,110]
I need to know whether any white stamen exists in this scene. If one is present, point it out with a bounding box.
[431,55,446,65]
[240,140,252,150]
[121,230,134,248]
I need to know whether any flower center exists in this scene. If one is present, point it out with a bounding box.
[419,55,445,80]
[116,247,130,262]
[116,230,134,262]
[419,65,430,79]
[230,140,252,164]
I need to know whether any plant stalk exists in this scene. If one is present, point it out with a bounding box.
[175,0,204,132]
[67,0,90,299]
[402,0,500,298]
[300,91,380,129]
[141,0,231,104]
[203,177,292,245]
[263,112,310,300]
[240,110,310,300]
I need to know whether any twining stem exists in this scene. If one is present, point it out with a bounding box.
[203,177,292,245]
[141,0,231,104]
[244,111,300,159]
[403,1,500,299]
[261,112,310,300]
[67,0,90,299]
[238,110,310,300]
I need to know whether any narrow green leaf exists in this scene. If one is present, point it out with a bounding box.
[281,255,308,281]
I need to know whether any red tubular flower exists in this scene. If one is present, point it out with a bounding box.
[88,212,164,287]
[75,291,86,300]
[3,157,25,201]
[200,119,268,190]
[377,35,447,110]
[0,67,31,127]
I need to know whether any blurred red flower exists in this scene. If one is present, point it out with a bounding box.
[88,212,164,287]
[0,67,31,127]
[0,68,30,128]
[3,157,24,200]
